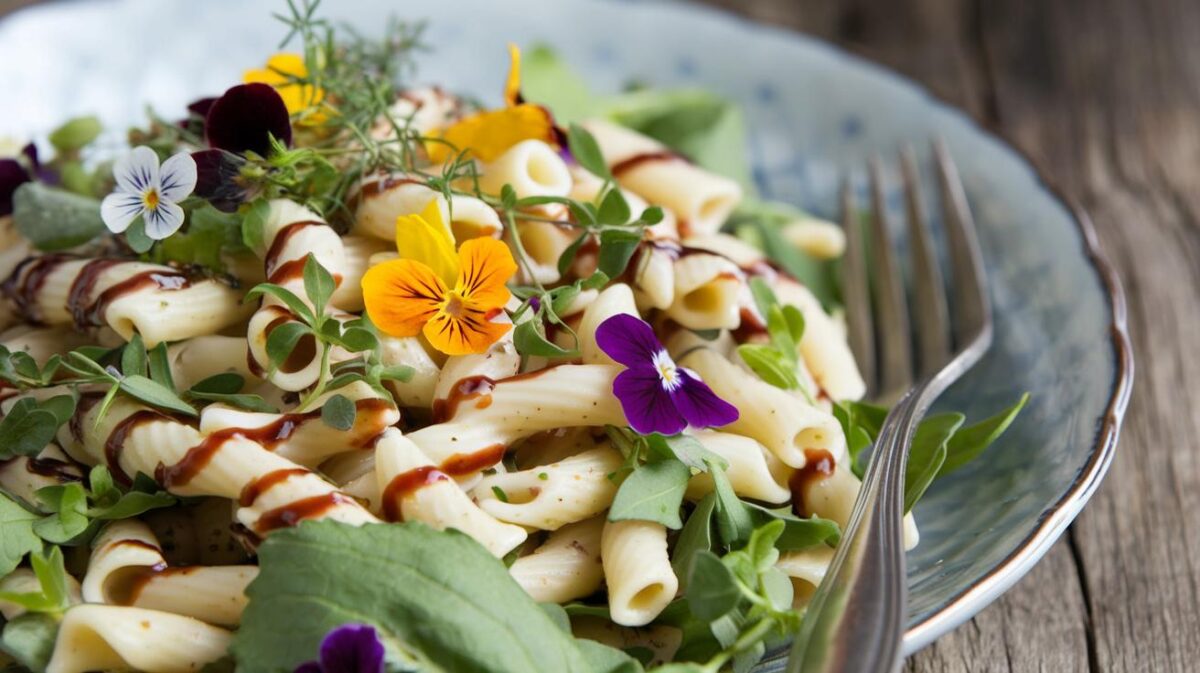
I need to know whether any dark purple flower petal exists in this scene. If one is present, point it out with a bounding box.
[318,624,385,673]
[294,662,323,673]
[191,149,246,212]
[205,83,292,156]
[671,368,740,430]
[614,366,687,435]
[595,314,664,369]
[187,97,218,119]
[0,159,31,217]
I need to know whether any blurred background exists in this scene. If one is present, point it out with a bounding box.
[0,1,1195,672]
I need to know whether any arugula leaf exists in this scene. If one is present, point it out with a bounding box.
[118,375,196,417]
[0,612,58,672]
[903,413,965,513]
[736,344,798,390]
[233,521,594,673]
[566,124,610,180]
[672,495,716,585]
[742,503,840,551]
[730,200,840,309]
[644,434,725,473]
[189,373,245,395]
[939,393,1030,477]
[707,459,754,548]
[302,254,336,316]
[0,496,41,577]
[608,458,690,529]
[11,182,105,252]
[685,551,741,621]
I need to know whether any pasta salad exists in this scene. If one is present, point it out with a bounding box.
[0,3,1026,672]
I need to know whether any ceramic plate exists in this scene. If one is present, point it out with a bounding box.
[0,0,1133,662]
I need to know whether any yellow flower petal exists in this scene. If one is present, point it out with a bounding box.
[455,237,516,309]
[244,52,325,117]
[504,43,522,107]
[395,199,460,287]
[422,294,512,356]
[427,104,556,164]
[361,259,447,338]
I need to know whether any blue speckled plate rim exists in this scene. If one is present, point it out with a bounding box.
[662,3,1136,655]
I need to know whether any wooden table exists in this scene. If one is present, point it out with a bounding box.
[1,0,1195,670]
[693,1,1200,671]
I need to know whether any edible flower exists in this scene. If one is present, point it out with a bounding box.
[362,200,516,355]
[596,314,739,435]
[0,156,30,217]
[427,44,556,163]
[244,53,327,123]
[294,624,384,673]
[205,83,293,156]
[100,146,197,240]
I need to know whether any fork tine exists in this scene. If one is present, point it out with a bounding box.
[900,146,951,376]
[933,139,991,345]
[868,157,913,400]
[840,178,875,395]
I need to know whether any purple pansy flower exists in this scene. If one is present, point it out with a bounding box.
[596,314,739,435]
[0,157,30,217]
[204,83,292,156]
[295,624,385,673]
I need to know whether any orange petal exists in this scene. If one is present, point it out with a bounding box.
[504,43,522,107]
[361,259,447,337]
[423,301,512,356]
[427,105,556,164]
[455,237,517,308]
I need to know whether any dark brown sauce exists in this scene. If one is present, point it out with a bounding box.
[108,539,163,555]
[789,448,836,518]
[357,175,424,201]
[431,375,496,423]
[245,347,265,378]
[263,221,312,273]
[731,307,769,343]
[110,564,205,606]
[1,254,73,324]
[440,443,506,476]
[611,151,683,178]
[25,457,83,482]
[495,363,566,385]
[78,270,192,328]
[66,259,121,328]
[255,493,354,533]
[380,466,451,521]
[105,410,171,486]
[155,428,237,490]
[238,468,310,507]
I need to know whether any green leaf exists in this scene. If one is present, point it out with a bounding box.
[736,344,798,390]
[707,459,754,548]
[597,229,641,279]
[903,413,965,513]
[302,254,336,315]
[939,393,1029,477]
[576,639,645,673]
[33,483,89,544]
[241,198,271,252]
[765,305,798,361]
[513,320,577,358]
[556,233,590,276]
[320,394,356,431]
[608,458,691,529]
[781,305,806,344]
[189,373,245,395]
[0,496,41,576]
[125,218,154,254]
[38,396,76,428]
[11,182,105,252]
[244,283,316,326]
[742,503,840,551]
[48,115,102,152]
[597,186,631,226]
[154,204,246,270]
[0,613,58,672]
[645,434,726,473]
[377,365,415,383]
[338,327,378,353]
[0,399,64,461]
[672,495,716,585]
[744,519,784,572]
[733,201,840,309]
[566,124,610,180]
[120,333,147,378]
[188,392,279,414]
[147,342,175,390]
[119,375,197,417]
[520,44,595,125]
[685,550,741,621]
[91,490,177,521]
[88,466,117,504]
[639,206,665,225]
[232,521,594,673]
[265,322,313,370]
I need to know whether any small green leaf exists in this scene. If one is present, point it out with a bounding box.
[0,496,42,577]
[120,333,148,378]
[244,283,316,326]
[154,204,246,271]
[736,344,798,390]
[0,612,58,672]
[513,320,577,358]
[645,434,726,473]
[939,393,1029,477]
[320,394,356,431]
[11,183,105,252]
[125,218,155,253]
[119,375,197,417]
[187,392,279,413]
[92,490,177,521]
[608,458,691,529]
[781,304,806,343]
[33,483,89,544]
[265,322,313,370]
[747,277,778,322]
[48,115,102,152]
[597,229,642,279]
[903,413,965,513]
[597,186,631,226]
[0,399,62,461]
[672,495,715,584]
[189,373,245,395]
[639,206,665,225]
[708,458,754,548]
[491,486,509,503]
[567,124,610,180]
[339,327,379,353]
[241,198,271,252]
[685,550,741,621]
[377,365,415,383]
[147,342,175,390]
[556,233,590,276]
[302,254,336,315]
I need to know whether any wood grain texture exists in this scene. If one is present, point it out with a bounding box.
[697,0,1200,671]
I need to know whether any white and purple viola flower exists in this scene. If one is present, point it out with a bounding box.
[295,624,385,673]
[100,146,197,240]
[596,314,739,435]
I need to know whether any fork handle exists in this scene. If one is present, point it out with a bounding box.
[787,389,926,673]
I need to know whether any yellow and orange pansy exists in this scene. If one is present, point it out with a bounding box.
[362,200,517,355]
[427,44,556,163]
[244,53,326,122]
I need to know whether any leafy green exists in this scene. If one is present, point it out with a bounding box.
[0,497,41,577]
[577,640,645,673]
[48,116,102,152]
[320,394,356,431]
[742,503,840,551]
[903,413,965,513]
[736,278,810,395]
[118,375,196,417]
[0,395,76,461]
[685,551,741,621]
[0,613,58,672]
[0,546,71,614]
[186,373,278,413]
[730,200,840,309]
[152,204,249,271]
[520,45,596,125]
[32,466,175,545]
[671,495,716,586]
[708,458,755,549]
[644,434,725,473]
[11,182,105,251]
[940,393,1030,477]
[566,124,611,181]
[233,521,594,673]
[608,458,691,529]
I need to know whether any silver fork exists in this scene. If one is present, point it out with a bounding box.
[786,140,992,673]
